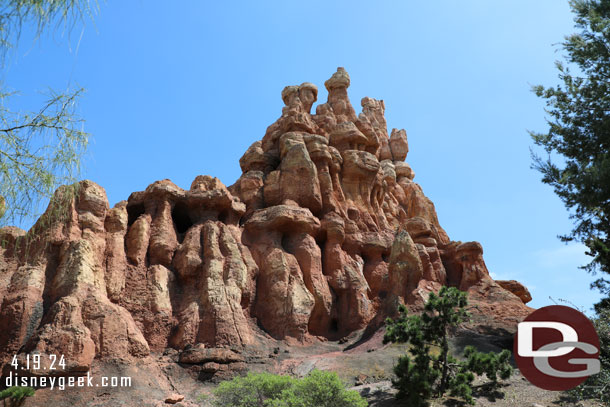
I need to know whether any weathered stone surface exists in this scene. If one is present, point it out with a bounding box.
[0,265,46,361]
[389,128,409,161]
[394,161,414,180]
[25,295,96,373]
[105,201,128,301]
[149,200,179,267]
[282,233,332,335]
[251,244,315,340]
[496,280,533,304]
[126,213,151,266]
[388,230,423,300]
[165,394,185,404]
[197,221,253,346]
[455,241,494,291]
[179,347,244,364]
[244,205,320,234]
[239,141,269,173]
[278,133,323,214]
[465,279,534,335]
[0,68,531,376]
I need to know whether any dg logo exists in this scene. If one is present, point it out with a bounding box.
[514,305,601,390]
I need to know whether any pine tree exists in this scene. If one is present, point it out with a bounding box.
[384,286,512,406]
[530,0,610,311]
[531,3,610,404]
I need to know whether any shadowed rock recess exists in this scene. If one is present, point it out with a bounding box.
[0,68,532,376]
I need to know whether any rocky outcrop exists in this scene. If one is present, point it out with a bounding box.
[496,280,532,304]
[0,68,531,377]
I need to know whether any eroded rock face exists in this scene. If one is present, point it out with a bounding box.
[496,280,532,304]
[0,68,531,375]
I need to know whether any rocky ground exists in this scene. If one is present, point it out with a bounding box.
[357,373,603,407]
[16,328,604,407]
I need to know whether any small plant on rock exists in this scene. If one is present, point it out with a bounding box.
[384,286,513,406]
[0,386,35,404]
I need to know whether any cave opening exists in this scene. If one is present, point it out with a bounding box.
[172,202,193,241]
[330,318,339,333]
[127,203,145,226]
[217,210,228,224]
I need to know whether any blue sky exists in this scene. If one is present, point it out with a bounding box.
[7,1,602,311]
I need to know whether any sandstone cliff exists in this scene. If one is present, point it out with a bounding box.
[0,68,531,377]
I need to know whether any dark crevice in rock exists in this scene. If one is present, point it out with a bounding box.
[42,243,61,314]
[127,203,145,226]
[217,210,228,224]
[172,202,193,242]
[280,234,292,254]
[330,318,339,334]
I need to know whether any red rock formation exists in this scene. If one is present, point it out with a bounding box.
[0,68,531,376]
[496,280,532,304]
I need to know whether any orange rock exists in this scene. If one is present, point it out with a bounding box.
[0,68,531,373]
[496,279,533,304]
[165,393,184,404]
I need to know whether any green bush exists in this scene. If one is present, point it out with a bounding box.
[0,386,35,403]
[212,370,367,407]
[384,286,513,406]
[213,372,293,407]
[462,346,512,386]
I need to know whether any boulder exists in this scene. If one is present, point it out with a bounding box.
[496,280,533,304]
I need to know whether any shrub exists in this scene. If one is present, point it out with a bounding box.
[212,370,367,407]
[565,307,609,406]
[384,286,513,406]
[462,346,512,386]
[213,372,293,407]
[0,386,35,403]
[276,370,367,407]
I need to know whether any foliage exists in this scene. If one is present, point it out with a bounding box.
[462,346,512,386]
[0,0,96,54]
[530,0,610,310]
[0,89,88,226]
[383,286,513,406]
[565,308,610,405]
[213,372,293,407]
[277,369,367,407]
[0,386,34,402]
[212,370,367,407]
[532,3,610,405]
[0,0,96,227]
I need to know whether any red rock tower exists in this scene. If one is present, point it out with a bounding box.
[0,68,531,376]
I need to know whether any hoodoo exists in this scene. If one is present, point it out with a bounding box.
[0,68,531,377]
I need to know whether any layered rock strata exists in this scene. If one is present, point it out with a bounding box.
[0,68,531,375]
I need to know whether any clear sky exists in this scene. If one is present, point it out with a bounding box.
[7,1,602,311]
